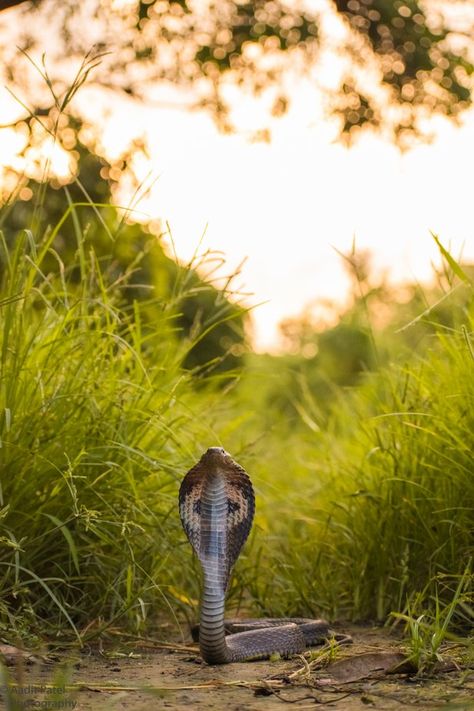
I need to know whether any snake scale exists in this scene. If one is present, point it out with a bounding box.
[179,447,331,664]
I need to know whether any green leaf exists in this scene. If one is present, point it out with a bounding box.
[44,514,80,575]
[430,232,471,284]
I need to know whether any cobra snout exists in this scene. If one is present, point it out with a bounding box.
[206,446,226,455]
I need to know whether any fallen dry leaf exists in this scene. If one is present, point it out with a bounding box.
[319,651,413,684]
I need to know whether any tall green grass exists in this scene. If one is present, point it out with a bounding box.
[242,287,473,628]
[0,219,472,648]
[0,227,229,644]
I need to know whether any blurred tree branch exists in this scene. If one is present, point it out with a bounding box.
[0,0,472,152]
[0,1,29,9]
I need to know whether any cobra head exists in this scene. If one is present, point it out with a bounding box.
[179,447,255,589]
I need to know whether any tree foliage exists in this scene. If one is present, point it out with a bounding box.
[0,135,248,377]
[0,0,472,144]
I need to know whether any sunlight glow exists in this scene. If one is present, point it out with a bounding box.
[1,1,473,351]
[78,77,474,351]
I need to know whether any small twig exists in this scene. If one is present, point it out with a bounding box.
[67,679,269,693]
[106,630,197,653]
[293,653,312,682]
[286,635,354,682]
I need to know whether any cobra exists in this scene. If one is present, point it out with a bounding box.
[179,447,331,664]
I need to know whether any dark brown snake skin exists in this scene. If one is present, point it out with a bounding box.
[179,447,331,664]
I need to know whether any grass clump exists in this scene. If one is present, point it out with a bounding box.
[243,274,473,630]
[0,227,221,645]
[392,563,472,673]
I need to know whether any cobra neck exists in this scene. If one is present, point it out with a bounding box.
[199,471,229,664]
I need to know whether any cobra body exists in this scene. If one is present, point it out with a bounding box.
[179,447,330,664]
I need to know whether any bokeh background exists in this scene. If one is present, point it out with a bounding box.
[1,0,473,349]
[0,0,472,651]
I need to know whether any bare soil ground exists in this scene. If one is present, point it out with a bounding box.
[2,625,473,710]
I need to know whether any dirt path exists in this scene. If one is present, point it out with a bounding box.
[3,626,473,710]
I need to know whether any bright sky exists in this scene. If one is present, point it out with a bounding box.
[0,4,473,351]
[85,81,474,351]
